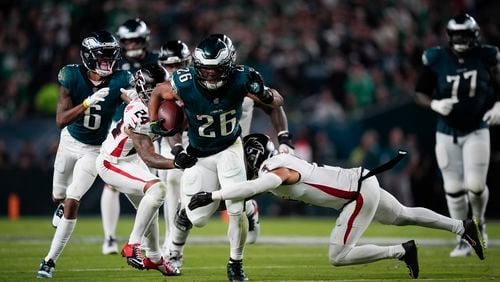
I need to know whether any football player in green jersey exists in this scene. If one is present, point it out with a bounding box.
[415,14,500,257]
[37,31,134,278]
[148,36,284,281]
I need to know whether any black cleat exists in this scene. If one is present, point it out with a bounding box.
[400,240,419,279]
[462,219,485,260]
[227,258,248,282]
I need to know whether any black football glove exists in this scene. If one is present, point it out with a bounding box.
[150,119,171,137]
[172,144,197,169]
[277,132,295,154]
[188,191,213,210]
[245,69,273,104]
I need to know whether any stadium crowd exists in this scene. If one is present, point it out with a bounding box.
[0,0,499,212]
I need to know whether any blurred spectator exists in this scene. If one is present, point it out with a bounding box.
[16,140,38,169]
[344,62,375,113]
[312,131,337,165]
[379,127,418,207]
[0,140,11,170]
[349,129,381,169]
[293,127,313,162]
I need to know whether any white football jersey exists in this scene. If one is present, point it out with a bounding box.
[259,154,362,210]
[101,99,156,163]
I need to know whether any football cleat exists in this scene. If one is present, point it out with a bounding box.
[51,203,64,228]
[450,239,472,257]
[121,243,145,269]
[462,219,485,260]
[167,250,183,275]
[227,259,248,282]
[37,259,55,278]
[143,257,176,276]
[102,236,118,255]
[400,240,419,279]
[246,199,260,244]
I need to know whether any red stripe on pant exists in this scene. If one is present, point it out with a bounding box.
[304,182,362,244]
[103,160,146,183]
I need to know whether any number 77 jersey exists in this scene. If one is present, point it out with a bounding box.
[422,45,498,133]
[171,66,250,156]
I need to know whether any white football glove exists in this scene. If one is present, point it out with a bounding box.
[430,98,458,116]
[483,102,500,125]
[83,87,109,108]
[278,143,295,154]
[120,87,138,100]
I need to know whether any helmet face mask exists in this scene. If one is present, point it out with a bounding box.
[134,64,168,105]
[446,14,480,53]
[158,40,192,72]
[193,37,233,90]
[117,18,150,59]
[243,134,275,179]
[81,31,121,77]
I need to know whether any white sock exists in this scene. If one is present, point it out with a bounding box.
[169,224,189,254]
[245,200,255,217]
[46,217,77,262]
[329,244,404,265]
[396,206,463,235]
[228,213,248,260]
[469,187,489,224]
[445,193,469,220]
[129,182,165,244]
[143,213,161,262]
[101,185,120,239]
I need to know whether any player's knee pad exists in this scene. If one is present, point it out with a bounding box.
[145,181,167,207]
[464,178,485,194]
[328,243,351,266]
[174,208,193,231]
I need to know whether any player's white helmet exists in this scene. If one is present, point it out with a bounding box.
[116,18,150,59]
[447,14,480,53]
[243,133,275,179]
[134,64,168,105]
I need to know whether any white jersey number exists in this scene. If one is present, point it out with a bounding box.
[197,110,237,138]
[446,70,477,99]
[83,104,102,130]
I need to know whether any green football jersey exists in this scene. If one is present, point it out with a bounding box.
[422,45,498,134]
[172,65,254,156]
[57,64,134,145]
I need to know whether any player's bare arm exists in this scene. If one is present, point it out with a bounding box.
[55,86,87,129]
[125,127,176,169]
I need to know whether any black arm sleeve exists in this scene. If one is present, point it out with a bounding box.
[414,65,437,96]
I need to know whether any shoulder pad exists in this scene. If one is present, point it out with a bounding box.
[479,44,500,66]
[114,70,135,88]
[421,47,443,66]
[57,64,80,87]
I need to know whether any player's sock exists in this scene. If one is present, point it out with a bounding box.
[170,225,189,253]
[445,191,469,220]
[163,172,181,249]
[143,214,161,262]
[468,186,488,224]
[396,206,463,234]
[228,213,248,260]
[46,217,77,262]
[245,200,255,217]
[329,243,405,265]
[129,182,166,243]
[101,185,120,240]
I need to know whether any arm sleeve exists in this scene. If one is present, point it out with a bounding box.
[217,173,283,201]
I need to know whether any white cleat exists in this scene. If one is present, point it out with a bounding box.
[102,236,119,255]
[246,199,260,244]
[449,239,472,257]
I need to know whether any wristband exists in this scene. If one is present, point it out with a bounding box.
[82,98,89,109]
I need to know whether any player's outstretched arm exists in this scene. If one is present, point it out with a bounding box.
[188,168,298,210]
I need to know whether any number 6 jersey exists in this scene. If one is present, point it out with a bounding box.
[58,64,134,145]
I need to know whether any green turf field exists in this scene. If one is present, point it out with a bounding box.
[1,216,498,281]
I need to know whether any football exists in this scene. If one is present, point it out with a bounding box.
[157,100,184,134]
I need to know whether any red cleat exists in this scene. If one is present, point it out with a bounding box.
[121,243,144,270]
[143,257,177,276]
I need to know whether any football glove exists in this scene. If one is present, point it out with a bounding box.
[278,132,295,154]
[483,102,500,125]
[188,191,213,210]
[172,144,197,169]
[430,98,458,116]
[246,70,273,104]
[83,87,109,109]
[150,119,172,137]
[120,87,138,100]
